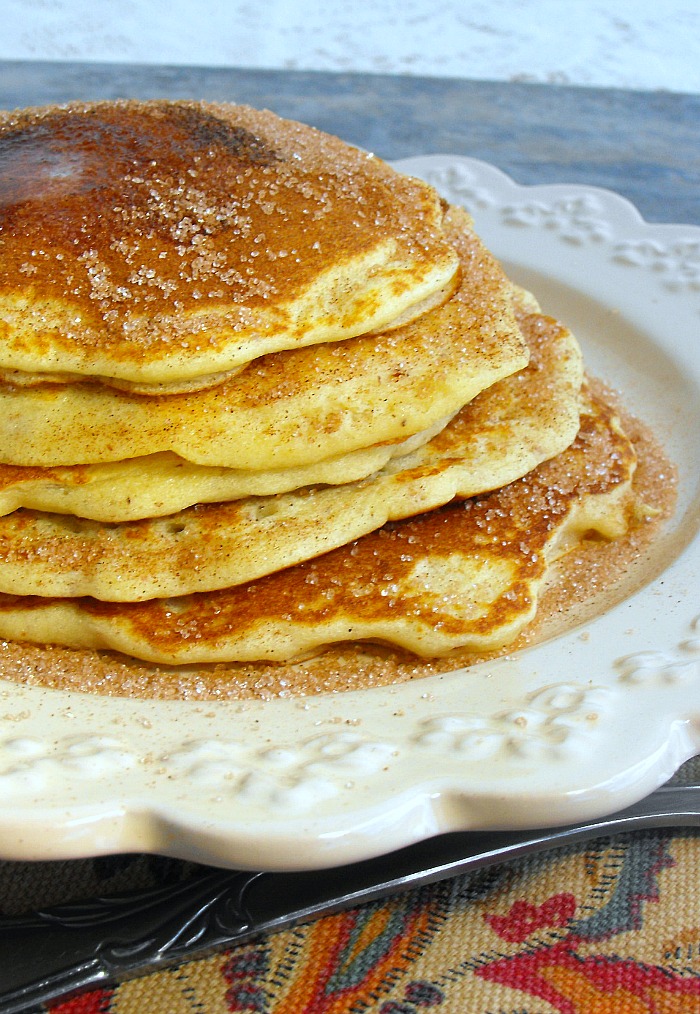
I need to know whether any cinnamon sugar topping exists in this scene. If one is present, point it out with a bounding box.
[0,101,459,385]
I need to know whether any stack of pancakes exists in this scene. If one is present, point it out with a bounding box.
[0,100,641,672]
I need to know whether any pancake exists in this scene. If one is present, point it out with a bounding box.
[0,100,459,388]
[0,302,583,600]
[0,206,527,469]
[0,416,453,522]
[0,388,636,664]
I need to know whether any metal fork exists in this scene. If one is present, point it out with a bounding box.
[1,764,700,1012]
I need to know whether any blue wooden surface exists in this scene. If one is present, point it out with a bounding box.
[0,60,698,225]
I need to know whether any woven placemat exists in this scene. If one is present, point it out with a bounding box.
[7,829,697,1012]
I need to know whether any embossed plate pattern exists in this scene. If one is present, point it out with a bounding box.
[0,156,698,871]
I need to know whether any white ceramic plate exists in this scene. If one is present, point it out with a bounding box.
[0,156,698,871]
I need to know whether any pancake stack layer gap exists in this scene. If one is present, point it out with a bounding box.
[0,100,676,698]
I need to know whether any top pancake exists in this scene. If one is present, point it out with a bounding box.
[0,206,528,468]
[0,100,459,388]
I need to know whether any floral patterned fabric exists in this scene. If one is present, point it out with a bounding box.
[5,828,700,1012]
